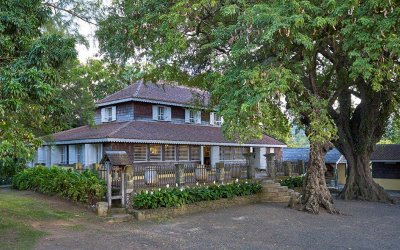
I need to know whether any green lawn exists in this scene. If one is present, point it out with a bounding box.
[0,190,73,250]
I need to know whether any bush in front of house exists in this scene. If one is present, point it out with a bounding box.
[279,176,304,189]
[12,166,106,205]
[132,182,262,209]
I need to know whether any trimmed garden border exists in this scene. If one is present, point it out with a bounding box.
[128,194,261,221]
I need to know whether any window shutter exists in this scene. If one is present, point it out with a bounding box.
[220,116,224,125]
[195,111,202,124]
[101,108,106,122]
[184,109,190,123]
[210,112,215,125]
[165,107,172,121]
[152,105,158,120]
[112,106,117,121]
[69,145,76,164]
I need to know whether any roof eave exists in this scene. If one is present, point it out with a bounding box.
[43,137,287,148]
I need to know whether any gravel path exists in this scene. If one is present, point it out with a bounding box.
[31,193,400,250]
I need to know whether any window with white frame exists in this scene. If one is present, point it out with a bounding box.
[214,114,223,126]
[149,144,162,161]
[189,110,195,123]
[164,145,176,161]
[60,146,68,164]
[101,106,116,122]
[190,146,201,161]
[158,106,165,120]
[134,144,147,162]
[178,145,189,161]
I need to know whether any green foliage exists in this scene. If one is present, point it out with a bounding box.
[133,182,262,209]
[0,0,78,172]
[279,176,304,189]
[12,166,106,205]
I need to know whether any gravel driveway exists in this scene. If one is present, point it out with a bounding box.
[34,195,400,250]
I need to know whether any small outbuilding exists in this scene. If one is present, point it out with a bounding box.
[371,144,400,191]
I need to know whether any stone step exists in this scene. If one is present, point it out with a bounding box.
[263,196,291,203]
[110,208,127,214]
[265,187,279,192]
[278,186,288,191]
[106,214,134,223]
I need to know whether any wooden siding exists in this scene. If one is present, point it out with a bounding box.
[117,102,134,122]
[134,102,152,119]
[171,106,185,119]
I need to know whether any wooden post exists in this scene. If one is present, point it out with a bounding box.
[216,162,225,182]
[175,164,185,186]
[106,162,112,208]
[121,167,125,207]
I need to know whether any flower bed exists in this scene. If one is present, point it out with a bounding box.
[12,166,106,205]
[132,181,262,209]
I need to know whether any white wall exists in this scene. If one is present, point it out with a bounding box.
[254,147,267,170]
[50,146,61,166]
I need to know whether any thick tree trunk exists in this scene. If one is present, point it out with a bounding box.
[301,141,338,214]
[339,151,393,202]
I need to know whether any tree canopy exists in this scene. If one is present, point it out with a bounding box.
[97,0,399,205]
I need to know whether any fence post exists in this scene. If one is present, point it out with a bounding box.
[247,164,255,180]
[175,164,185,186]
[265,153,276,179]
[216,162,225,182]
[284,161,292,177]
[298,160,305,175]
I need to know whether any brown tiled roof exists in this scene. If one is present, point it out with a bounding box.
[50,121,286,146]
[371,144,400,161]
[96,80,210,106]
[101,151,131,166]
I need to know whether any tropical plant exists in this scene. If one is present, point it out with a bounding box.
[280,176,304,189]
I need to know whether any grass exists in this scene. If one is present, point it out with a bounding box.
[0,190,73,250]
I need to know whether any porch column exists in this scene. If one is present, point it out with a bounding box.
[84,144,90,168]
[210,146,220,169]
[200,146,204,165]
[254,147,267,170]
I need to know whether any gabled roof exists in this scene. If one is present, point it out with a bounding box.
[100,151,131,166]
[46,120,286,147]
[96,80,210,107]
[283,148,343,164]
[371,144,400,161]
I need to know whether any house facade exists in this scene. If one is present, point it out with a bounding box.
[33,81,286,169]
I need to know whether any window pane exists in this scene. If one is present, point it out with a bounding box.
[76,145,84,163]
[149,144,162,161]
[165,145,176,161]
[191,146,200,161]
[134,144,147,162]
[158,107,165,120]
[178,145,189,161]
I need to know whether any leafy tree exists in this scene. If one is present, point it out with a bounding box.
[0,0,90,176]
[381,114,400,144]
[60,59,137,128]
[97,0,399,209]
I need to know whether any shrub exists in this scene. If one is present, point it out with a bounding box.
[133,182,262,209]
[279,176,304,189]
[12,166,106,205]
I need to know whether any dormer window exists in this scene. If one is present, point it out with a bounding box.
[189,110,195,123]
[210,112,223,126]
[158,106,165,120]
[185,109,201,124]
[101,106,116,122]
[215,114,223,126]
[152,105,171,121]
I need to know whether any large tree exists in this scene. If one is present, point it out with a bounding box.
[97,0,399,208]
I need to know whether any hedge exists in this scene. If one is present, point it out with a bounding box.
[133,181,262,209]
[12,166,106,205]
[279,176,304,189]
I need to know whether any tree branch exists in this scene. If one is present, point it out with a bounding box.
[44,2,97,26]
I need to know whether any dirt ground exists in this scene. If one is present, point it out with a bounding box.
[2,189,400,250]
